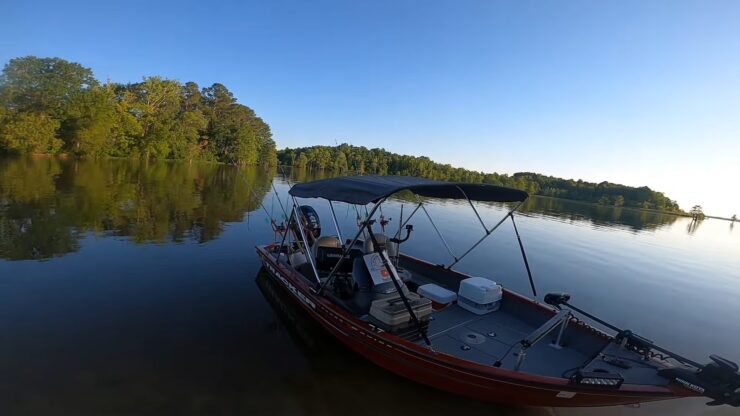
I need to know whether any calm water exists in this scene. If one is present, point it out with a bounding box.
[0,157,738,416]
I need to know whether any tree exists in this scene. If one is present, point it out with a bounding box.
[64,86,118,155]
[202,83,236,119]
[614,195,625,207]
[295,153,308,168]
[0,112,62,154]
[127,76,182,158]
[0,56,97,116]
[181,81,203,112]
[334,150,349,172]
[690,205,704,220]
[171,110,208,162]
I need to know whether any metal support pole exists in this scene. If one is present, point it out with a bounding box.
[393,202,422,240]
[446,201,523,270]
[366,224,431,346]
[291,199,321,286]
[328,200,343,244]
[511,213,537,297]
[419,200,457,262]
[275,211,294,264]
[456,186,488,232]
[514,347,527,371]
[395,204,404,267]
[552,315,570,349]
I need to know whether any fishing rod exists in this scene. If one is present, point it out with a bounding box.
[237,173,284,235]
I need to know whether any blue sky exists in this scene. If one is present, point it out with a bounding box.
[2,0,738,215]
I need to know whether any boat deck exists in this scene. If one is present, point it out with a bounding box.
[287,249,671,387]
[425,304,589,377]
[399,257,671,386]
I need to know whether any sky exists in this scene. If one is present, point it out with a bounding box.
[1,0,739,216]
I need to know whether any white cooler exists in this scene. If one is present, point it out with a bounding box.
[457,277,502,315]
[417,284,457,307]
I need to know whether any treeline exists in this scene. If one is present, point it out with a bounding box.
[279,144,682,212]
[0,56,276,165]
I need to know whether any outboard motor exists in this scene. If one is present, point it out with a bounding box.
[291,205,321,242]
[658,355,740,407]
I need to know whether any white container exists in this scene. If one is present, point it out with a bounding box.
[418,284,457,305]
[457,277,502,315]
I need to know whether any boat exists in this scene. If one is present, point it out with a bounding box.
[255,175,740,408]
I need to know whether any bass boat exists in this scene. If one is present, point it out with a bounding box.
[256,175,740,407]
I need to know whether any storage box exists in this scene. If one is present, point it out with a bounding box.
[418,283,457,307]
[369,292,432,339]
[457,277,502,315]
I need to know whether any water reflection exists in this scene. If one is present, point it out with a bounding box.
[686,218,703,235]
[517,197,680,233]
[0,156,274,260]
[0,159,693,262]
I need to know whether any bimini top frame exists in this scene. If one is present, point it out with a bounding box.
[286,175,537,297]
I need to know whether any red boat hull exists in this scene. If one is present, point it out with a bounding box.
[257,245,695,407]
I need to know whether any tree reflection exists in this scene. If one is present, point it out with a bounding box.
[0,156,274,260]
[687,218,703,235]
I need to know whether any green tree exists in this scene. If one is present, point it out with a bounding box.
[181,81,203,112]
[613,195,625,207]
[295,153,308,168]
[64,86,118,155]
[334,150,349,172]
[0,56,97,116]
[171,109,208,162]
[127,76,182,158]
[690,205,704,220]
[0,112,62,153]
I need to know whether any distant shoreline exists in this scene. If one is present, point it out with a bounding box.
[532,195,736,221]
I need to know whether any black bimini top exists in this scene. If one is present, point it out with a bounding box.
[288,175,528,205]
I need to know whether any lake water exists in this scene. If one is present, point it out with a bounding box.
[0,157,737,416]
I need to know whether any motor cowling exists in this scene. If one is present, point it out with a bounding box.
[291,205,321,241]
[658,355,740,407]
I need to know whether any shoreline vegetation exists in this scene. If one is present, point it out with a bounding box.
[0,55,701,216]
[278,144,684,214]
[0,56,277,166]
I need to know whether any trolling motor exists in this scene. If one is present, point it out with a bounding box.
[658,356,740,407]
[544,292,740,407]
